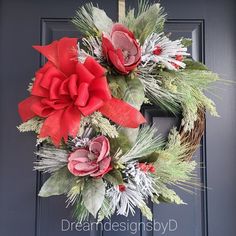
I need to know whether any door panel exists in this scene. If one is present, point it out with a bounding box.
[0,1,235,236]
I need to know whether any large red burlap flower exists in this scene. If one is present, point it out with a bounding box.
[18,37,146,146]
[102,23,141,74]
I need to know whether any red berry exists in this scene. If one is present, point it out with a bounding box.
[153,46,162,55]
[175,54,184,61]
[171,55,184,70]
[148,164,155,173]
[118,185,126,192]
[139,163,148,172]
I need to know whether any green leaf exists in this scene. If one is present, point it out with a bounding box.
[109,76,145,110]
[72,4,113,37]
[108,76,145,144]
[73,198,90,223]
[110,129,132,155]
[119,125,164,163]
[139,152,159,163]
[38,168,75,197]
[103,169,124,185]
[119,127,140,145]
[123,78,145,110]
[82,178,105,217]
[92,7,113,33]
[132,3,166,44]
[108,75,127,98]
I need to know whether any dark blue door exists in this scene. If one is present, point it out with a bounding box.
[0,0,235,236]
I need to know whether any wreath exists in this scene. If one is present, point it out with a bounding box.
[18,1,219,222]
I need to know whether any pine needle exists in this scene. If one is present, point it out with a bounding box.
[34,145,68,173]
[119,125,164,163]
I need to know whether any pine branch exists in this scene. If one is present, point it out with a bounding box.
[73,198,90,223]
[34,145,69,173]
[17,117,43,133]
[72,4,113,37]
[119,125,164,163]
[123,2,166,44]
[152,128,199,200]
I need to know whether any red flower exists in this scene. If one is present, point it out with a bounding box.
[18,38,146,146]
[68,136,112,178]
[102,23,141,74]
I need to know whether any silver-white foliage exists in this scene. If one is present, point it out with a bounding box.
[77,36,103,63]
[125,162,158,199]
[106,162,157,217]
[138,67,180,113]
[142,33,189,70]
[106,182,145,217]
[34,146,69,173]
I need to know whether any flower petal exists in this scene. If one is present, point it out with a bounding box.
[102,34,115,56]
[74,162,98,172]
[90,141,102,154]
[112,31,137,54]
[111,23,135,39]
[68,149,90,161]
[91,136,110,162]
[67,161,98,176]
[108,50,127,74]
[90,157,111,177]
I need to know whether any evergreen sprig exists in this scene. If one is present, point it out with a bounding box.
[34,145,69,173]
[119,125,164,163]
[72,3,99,36]
[122,1,166,44]
[72,3,113,37]
[153,128,199,203]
